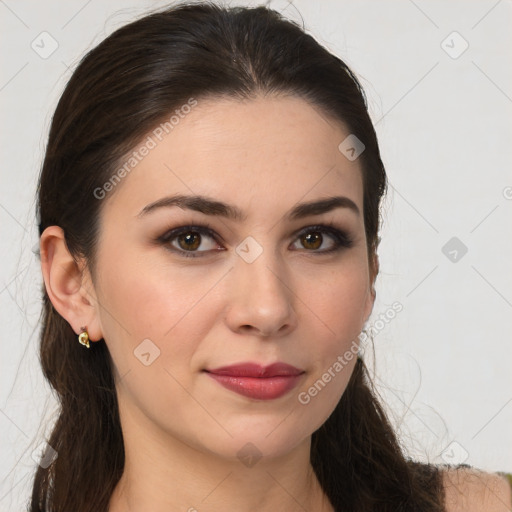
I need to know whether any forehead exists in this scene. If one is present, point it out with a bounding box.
[101,95,364,222]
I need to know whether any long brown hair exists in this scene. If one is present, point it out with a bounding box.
[32,2,445,510]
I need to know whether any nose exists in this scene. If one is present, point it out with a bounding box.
[224,250,297,339]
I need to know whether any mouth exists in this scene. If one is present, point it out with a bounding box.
[203,362,305,400]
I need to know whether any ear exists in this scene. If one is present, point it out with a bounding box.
[39,226,103,342]
[363,250,379,324]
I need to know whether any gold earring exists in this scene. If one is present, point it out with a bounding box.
[78,326,90,348]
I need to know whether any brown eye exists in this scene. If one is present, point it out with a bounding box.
[158,225,221,258]
[158,223,353,259]
[177,232,202,251]
[291,225,354,254]
[300,232,323,250]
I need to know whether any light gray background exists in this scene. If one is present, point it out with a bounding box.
[1,1,511,510]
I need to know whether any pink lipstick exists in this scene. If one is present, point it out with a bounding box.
[204,362,305,400]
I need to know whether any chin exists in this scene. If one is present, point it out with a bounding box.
[202,419,313,464]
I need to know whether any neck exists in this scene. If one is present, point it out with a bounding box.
[108,410,333,512]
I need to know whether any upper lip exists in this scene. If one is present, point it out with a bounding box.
[205,362,304,377]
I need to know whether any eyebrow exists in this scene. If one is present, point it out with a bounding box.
[137,194,360,221]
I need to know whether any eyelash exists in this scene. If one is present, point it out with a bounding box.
[156,221,354,259]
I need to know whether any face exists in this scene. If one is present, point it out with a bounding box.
[88,95,375,462]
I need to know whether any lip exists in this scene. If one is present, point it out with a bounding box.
[204,362,305,400]
[207,362,304,377]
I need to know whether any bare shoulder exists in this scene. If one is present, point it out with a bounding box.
[442,466,512,512]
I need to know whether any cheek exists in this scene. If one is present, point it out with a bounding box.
[300,260,369,337]
[295,259,368,396]
[95,256,216,420]
[96,252,223,371]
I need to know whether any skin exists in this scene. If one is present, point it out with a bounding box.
[40,95,378,512]
[443,468,512,512]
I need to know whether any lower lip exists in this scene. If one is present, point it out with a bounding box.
[205,372,304,400]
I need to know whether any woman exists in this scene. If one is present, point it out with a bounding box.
[33,2,511,511]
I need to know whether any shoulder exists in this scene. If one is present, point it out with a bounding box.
[442,466,512,512]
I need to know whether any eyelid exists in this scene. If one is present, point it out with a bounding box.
[157,223,223,253]
[290,223,354,252]
[157,221,354,258]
